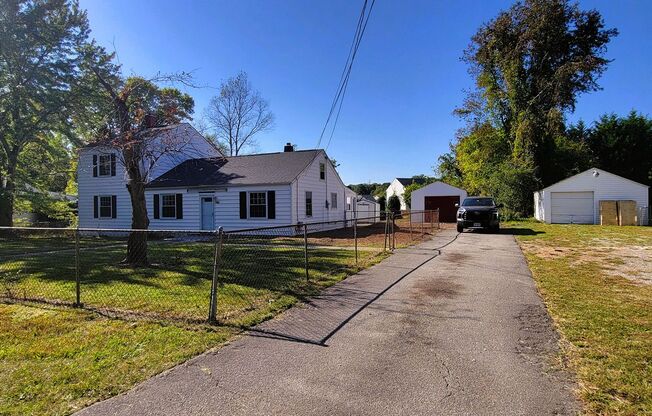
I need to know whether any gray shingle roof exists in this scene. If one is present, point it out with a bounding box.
[396,177,431,186]
[147,150,322,188]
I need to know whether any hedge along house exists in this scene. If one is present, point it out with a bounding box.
[534,168,649,225]
[79,131,351,231]
[410,181,468,223]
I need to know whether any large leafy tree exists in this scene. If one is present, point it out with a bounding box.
[584,112,652,187]
[451,0,617,214]
[0,0,89,226]
[80,45,194,265]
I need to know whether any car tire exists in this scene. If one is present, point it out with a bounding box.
[491,224,500,233]
[457,224,464,233]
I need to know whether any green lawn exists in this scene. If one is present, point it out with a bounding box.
[1,237,385,325]
[510,221,652,415]
[0,303,232,416]
[0,234,388,415]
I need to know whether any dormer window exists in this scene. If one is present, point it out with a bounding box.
[98,155,111,176]
[93,153,116,177]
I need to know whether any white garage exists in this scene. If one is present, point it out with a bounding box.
[534,168,649,224]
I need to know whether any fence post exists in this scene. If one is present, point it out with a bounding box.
[208,227,224,324]
[383,213,389,251]
[392,213,396,250]
[303,223,309,281]
[354,217,358,266]
[74,228,81,307]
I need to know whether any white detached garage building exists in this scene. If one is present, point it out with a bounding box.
[534,168,649,224]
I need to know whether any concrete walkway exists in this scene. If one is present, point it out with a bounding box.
[77,229,579,415]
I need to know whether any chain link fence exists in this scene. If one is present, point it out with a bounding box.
[0,210,439,325]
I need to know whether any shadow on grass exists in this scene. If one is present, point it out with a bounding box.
[1,240,366,326]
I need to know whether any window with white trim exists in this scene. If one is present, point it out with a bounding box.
[98,154,112,176]
[319,163,325,180]
[305,191,313,217]
[161,194,177,218]
[249,192,267,218]
[331,192,338,209]
[99,196,113,218]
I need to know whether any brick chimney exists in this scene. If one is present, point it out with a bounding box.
[283,142,294,152]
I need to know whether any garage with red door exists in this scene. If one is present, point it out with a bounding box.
[411,181,468,222]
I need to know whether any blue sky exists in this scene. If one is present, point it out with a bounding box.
[79,0,651,185]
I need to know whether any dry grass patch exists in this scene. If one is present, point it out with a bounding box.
[510,221,652,415]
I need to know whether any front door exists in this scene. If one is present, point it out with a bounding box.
[201,197,215,230]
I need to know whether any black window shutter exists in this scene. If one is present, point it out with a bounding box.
[176,194,183,219]
[110,153,116,176]
[93,196,98,218]
[239,192,247,219]
[267,191,276,219]
[92,155,98,177]
[153,194,160,219]
[111,195,117,218]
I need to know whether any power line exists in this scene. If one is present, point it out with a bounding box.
[316,0,376,150]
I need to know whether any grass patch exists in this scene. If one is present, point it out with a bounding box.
[0,234,390,415]
[509,221,652,415]
[1,238,386,324]
[0,303,232,416]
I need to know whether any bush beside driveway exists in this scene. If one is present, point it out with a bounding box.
[511,221,652,415]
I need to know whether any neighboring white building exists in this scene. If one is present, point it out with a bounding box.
[533,168,649,224]
[386,177,431,210]
[355,195,381,223]
[411,182,467,223]
[78,130,352,231]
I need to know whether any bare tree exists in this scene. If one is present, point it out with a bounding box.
[204,72,274,156]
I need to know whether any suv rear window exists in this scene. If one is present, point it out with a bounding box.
[462,198,495,207]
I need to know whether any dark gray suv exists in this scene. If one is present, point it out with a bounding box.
[455,197,502,233]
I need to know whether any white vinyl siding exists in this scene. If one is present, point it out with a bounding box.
[78,124,221,229]
[550,192,594,224]
[386,179,407,210]
[534,168,649,224]
[410,182,468,212]
[294,152,348,225]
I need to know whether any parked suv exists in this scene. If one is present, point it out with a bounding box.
[455,197,502,233]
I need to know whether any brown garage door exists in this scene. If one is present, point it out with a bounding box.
[424,195,460,223]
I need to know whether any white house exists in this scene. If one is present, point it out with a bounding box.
[78,128,352,231]
[355,195,381,223]
[410,182,468,223]
[386,177,431,210]
[533,168,649,225]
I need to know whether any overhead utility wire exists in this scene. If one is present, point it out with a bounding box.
[325,0,375,151]
[316,0,375,150]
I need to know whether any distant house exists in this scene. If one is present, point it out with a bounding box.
[78,128,352,231]
[385,177,431,210]
[410,182,467,223]
[355,195,381,222]
[534,168,649,225]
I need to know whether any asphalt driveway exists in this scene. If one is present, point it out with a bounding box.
[77,228,579,415]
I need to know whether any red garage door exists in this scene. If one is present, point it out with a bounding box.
[424,195,460,223]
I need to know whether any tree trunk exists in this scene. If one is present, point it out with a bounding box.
[122,147,150,266]
[0,160,17,227]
